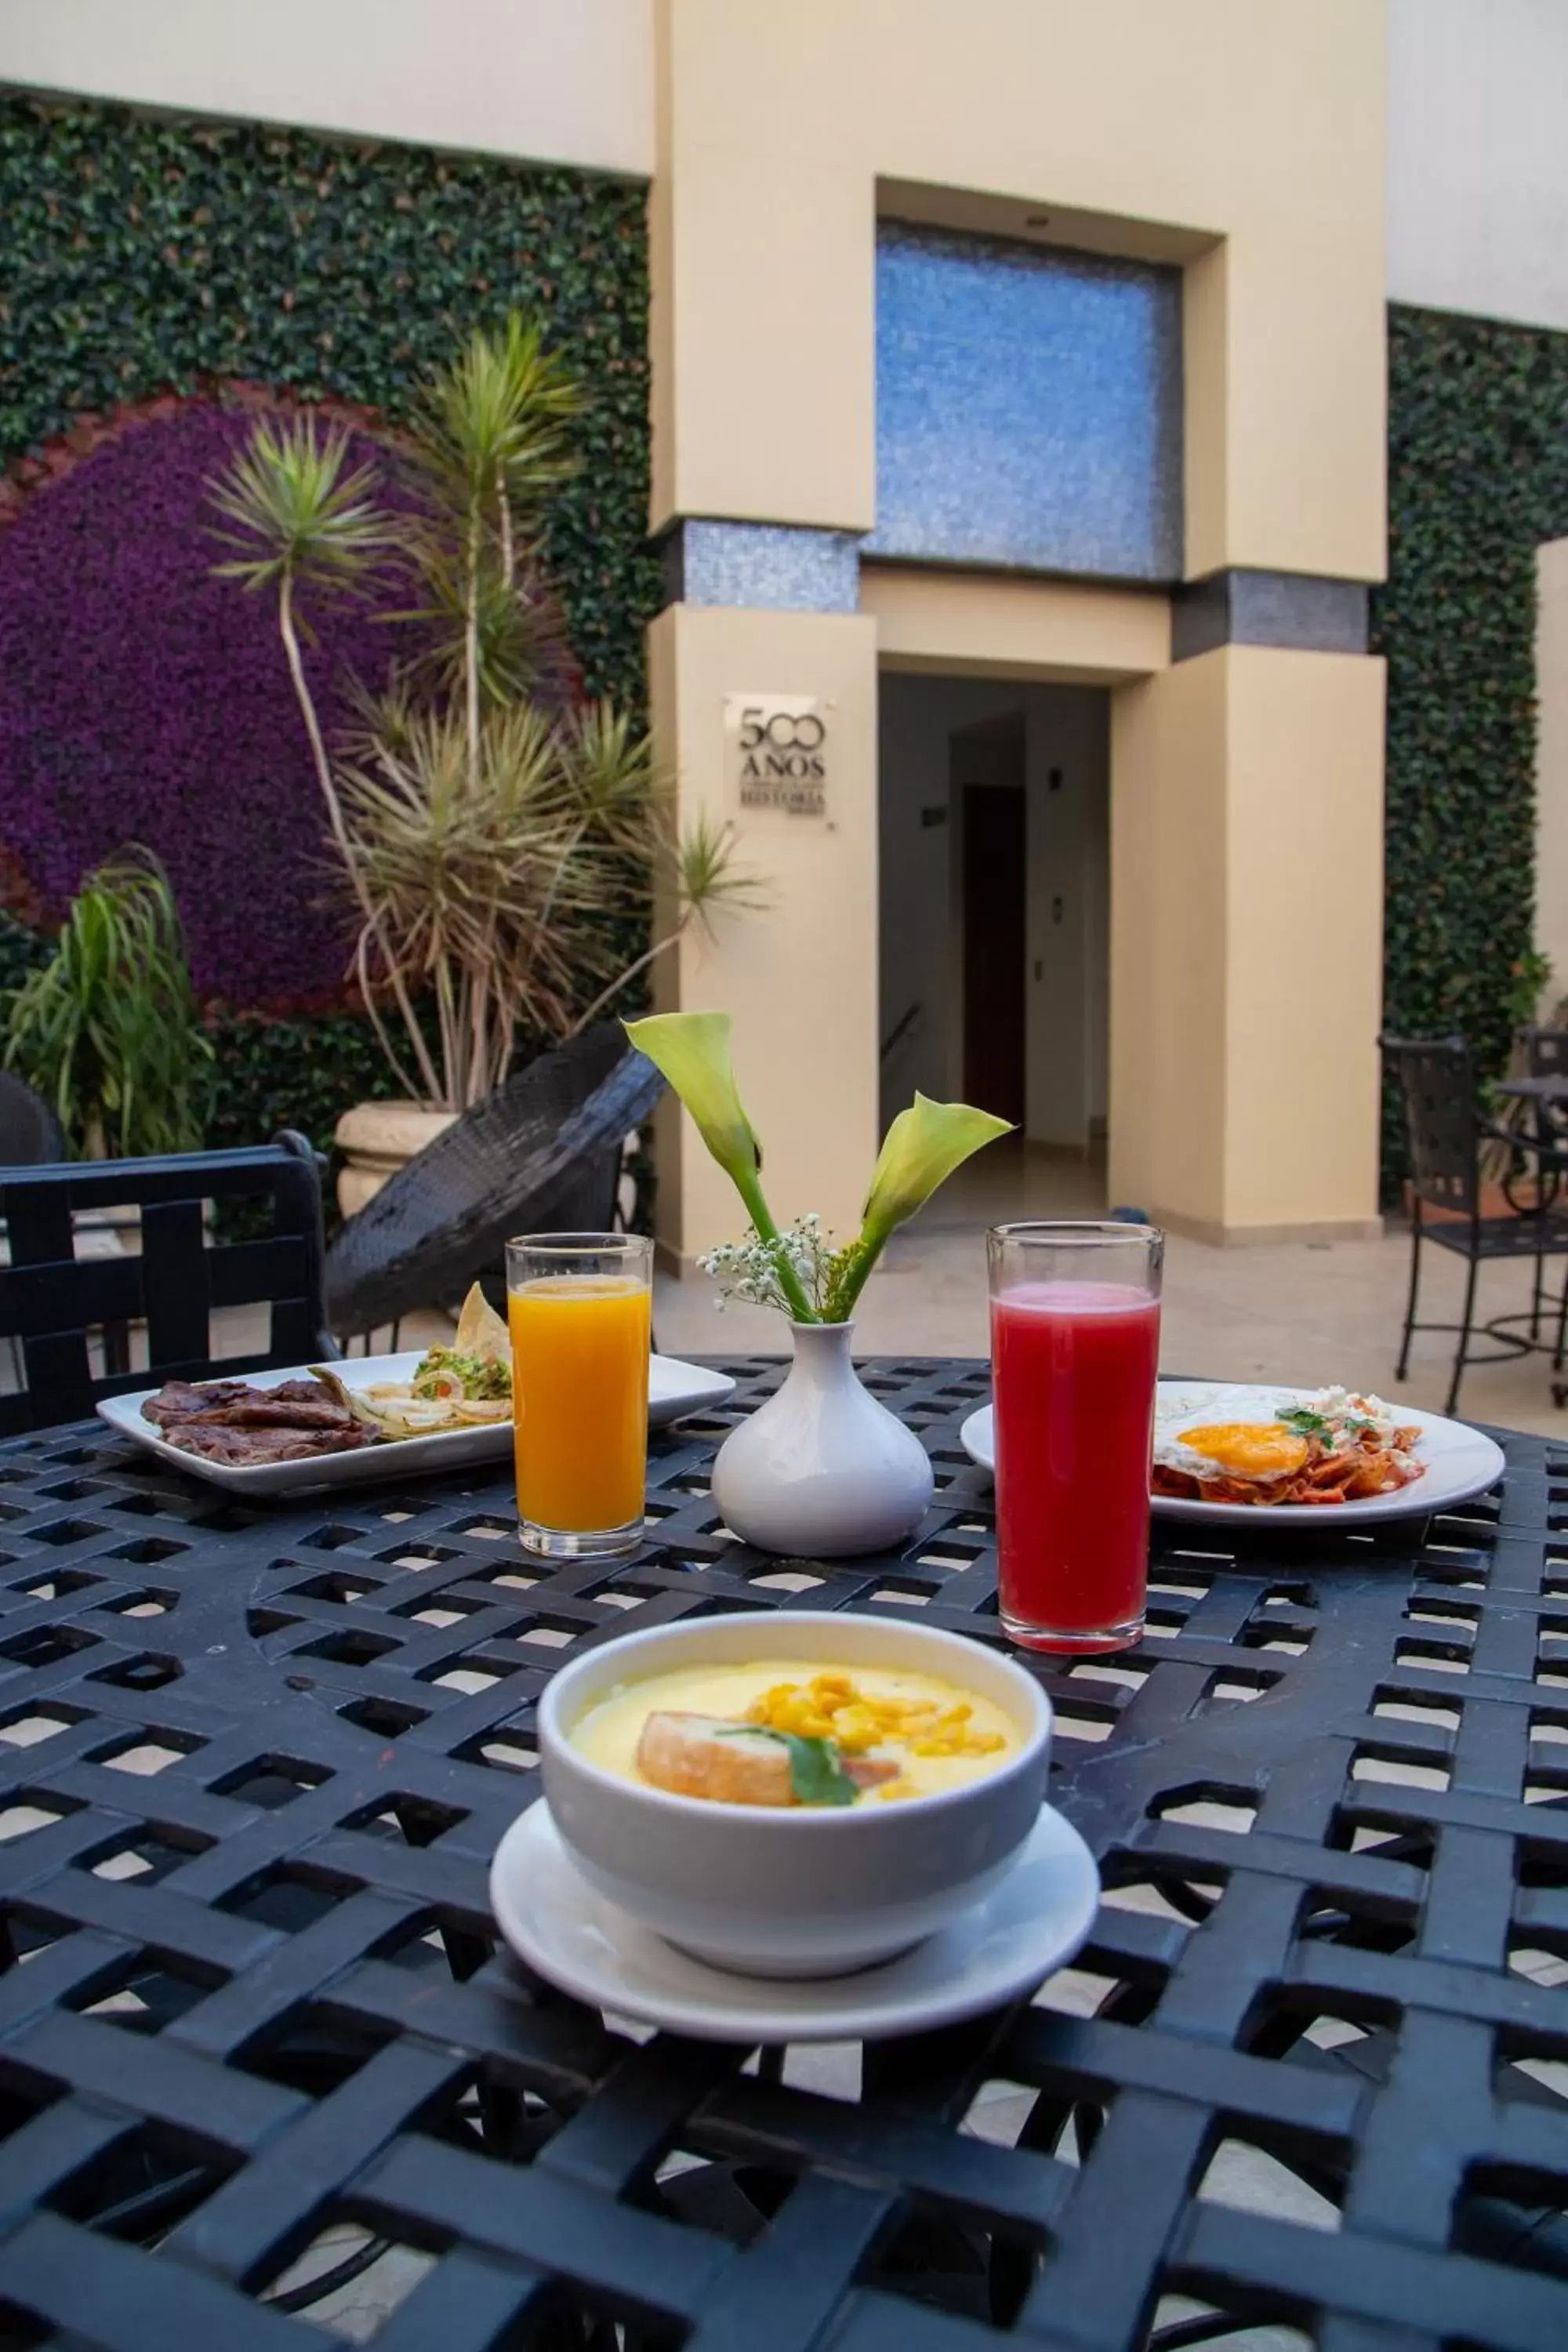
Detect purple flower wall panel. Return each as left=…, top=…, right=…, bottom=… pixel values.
left=0, top=402, right=404, bottom=1005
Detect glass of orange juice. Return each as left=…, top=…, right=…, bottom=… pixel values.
left=506, top=1232, right=653, bottom=1559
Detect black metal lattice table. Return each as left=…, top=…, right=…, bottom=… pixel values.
left=0, top=1356, right=1564, bottom=2351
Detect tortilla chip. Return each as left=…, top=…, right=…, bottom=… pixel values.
left=453, top=1281, right=511, bottom=1366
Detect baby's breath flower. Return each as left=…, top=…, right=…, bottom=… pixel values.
left=698, top=1214, right=844, bottom=1318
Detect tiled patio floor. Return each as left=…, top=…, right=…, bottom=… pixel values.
left=653, top=1142, right=1568, bottom=1439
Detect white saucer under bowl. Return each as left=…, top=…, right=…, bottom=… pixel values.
left=488, top=1798, right=1100, bottom=2044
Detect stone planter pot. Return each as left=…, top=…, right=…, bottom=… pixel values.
left=335, top=1099, right=456, bottom=1218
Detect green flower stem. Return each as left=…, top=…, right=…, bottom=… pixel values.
left=734, top=1170, right=818, bottom=1323
left=823, top=1236, right=875, bottom=1324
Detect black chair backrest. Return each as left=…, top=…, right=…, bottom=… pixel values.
left=1381, top=1036, right=1478, bottom=1218
left=1519, top=1025, right=1568, bottom=1082
left=0, top=1131, right=333, bottom=1436
left=325, top=1026, right=663, bottom=1338
left=0, top=1072, right=64, bottom=1167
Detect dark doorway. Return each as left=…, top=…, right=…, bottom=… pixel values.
left=956, top=714, right=1026, bottom=1125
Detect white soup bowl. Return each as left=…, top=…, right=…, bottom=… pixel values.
left=537, top=1611, right=1051, bottom=1976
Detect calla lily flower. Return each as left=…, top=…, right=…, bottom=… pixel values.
left=625, top=1011, right=815, bottom=1320
left=859, top=1094, right=1014, bottom=1255
left=624, top=1012, right=760, bottom=1192
left=623, top=1014, right=1011, bottom=1323
left=822, top=1094, right=1014, bottom=1319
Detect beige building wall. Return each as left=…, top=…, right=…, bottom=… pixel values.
left=1109, top=658, right=1229, bottom=1233
left=0, top=0, right=655, bottom=176
left=863, top=571, right=1171, bottom=686
left=649, top=0, right=1387, bottom=1260
left=648, top=607, right=880, bottom=1269
left=1110, top=648, right=1385, bottom=1243
left=1388, top=0, right=1568, bottom=335
left=651, top=0, right=1385, bottom=583
left=1220, top=649, right=1386, bottom=1236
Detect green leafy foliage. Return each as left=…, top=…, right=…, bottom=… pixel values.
left=0, top=91, right=658, bottom=710
left=204, top=1005, right=405, bottom=1164
left=0, top=910, right=49, bottom=999
left=2, top=852, right=212, bottom=1156
left=1377, top=306, right=1568, bottom=1182
left=0, top=90, right=660, bottom=1160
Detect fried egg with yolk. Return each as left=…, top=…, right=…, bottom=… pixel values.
left=1152, top=1385, right=1311, bottom=1486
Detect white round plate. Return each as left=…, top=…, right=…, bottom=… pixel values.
left=489, top=1799, right=1100, bottom=2045
left=959, top=1382, right=1505, bottom=1527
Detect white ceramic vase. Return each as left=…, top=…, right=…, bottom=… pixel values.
left=710, top=1320, right=935, bottom=1558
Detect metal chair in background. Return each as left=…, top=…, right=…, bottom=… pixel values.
left=1519, top=1025, right=1568, bottom=1082
left=325, top=1025, right=663, bottom=1345
left=0, top=1132, right=335, bottom=1435
left=1382, top=1035, right=1568, bottom=1414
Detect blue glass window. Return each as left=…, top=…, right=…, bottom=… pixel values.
left=869, top=224, right=1182, bottom=583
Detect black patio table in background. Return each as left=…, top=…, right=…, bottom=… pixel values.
left=1496, top=1074, right=1568, bottom=1214
left=0, top=1356, right=1564, bottom=2350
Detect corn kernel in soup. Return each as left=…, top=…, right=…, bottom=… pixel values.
left=571, top=1661, right=1020, bottom=1807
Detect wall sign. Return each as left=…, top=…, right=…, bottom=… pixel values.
left=724, top=695, right=829, bottom=817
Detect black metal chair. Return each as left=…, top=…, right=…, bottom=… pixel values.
left=0, top=1132, right=335, bottom=1436
left=325, top=1025, right=663, bottom=1342
left=0, top=1071, right=64, bottom=1165
left=1383, top=1035, right=1568, bottom=1414
left=1519, top=1023, right=1568, bottom=1080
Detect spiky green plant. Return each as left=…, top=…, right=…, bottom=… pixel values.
left=209, top=318, right=756, bottom=1112
left=2, top=851, right=212, bottom=1158
left=336, top=700, right=761, bottom=1106
left=399, top=313, right=582, bottom=737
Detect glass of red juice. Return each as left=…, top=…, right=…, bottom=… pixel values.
left=987, top=1221, right=1163, bottom=1653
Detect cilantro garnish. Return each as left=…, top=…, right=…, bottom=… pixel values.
left=1278, top=1406, right=1332, bottom=1439
left=716, top=1726, right=858, bottom=1806
left=1279, top=1404, right=1375, bottom=1442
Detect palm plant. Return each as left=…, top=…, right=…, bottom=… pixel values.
left=209, top=318, right=755, bottom=1112
left=2, top=851, right=212, bottom=1157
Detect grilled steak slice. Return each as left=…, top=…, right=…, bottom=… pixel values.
left=176, top=1396, right=354, bottom=1431
left=142, top=1374, right=368, bottom=1462
left=143, top=1380, right=255, bottom=1428
left=168, top=1423, right=370, bottom=1464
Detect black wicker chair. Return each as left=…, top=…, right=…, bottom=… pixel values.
left=0, top=1072, right=64, bottom=1166
left=1383, top=1035, right=1568, bottom=1414
left=325, top=1025, right=663, bottom=1342
left=0, top=1131, right=335, bottom=1436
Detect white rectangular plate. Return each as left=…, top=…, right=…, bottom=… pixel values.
left=96, top=1351, right=737, bottom=1500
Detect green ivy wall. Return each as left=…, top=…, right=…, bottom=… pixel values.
left=0, top=89, right=659, bottom=1162
left=1377, top=303, right=1568, bottom=1174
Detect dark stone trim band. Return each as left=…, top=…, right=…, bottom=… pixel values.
left=1171, top=569, right=1370, bottom=661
